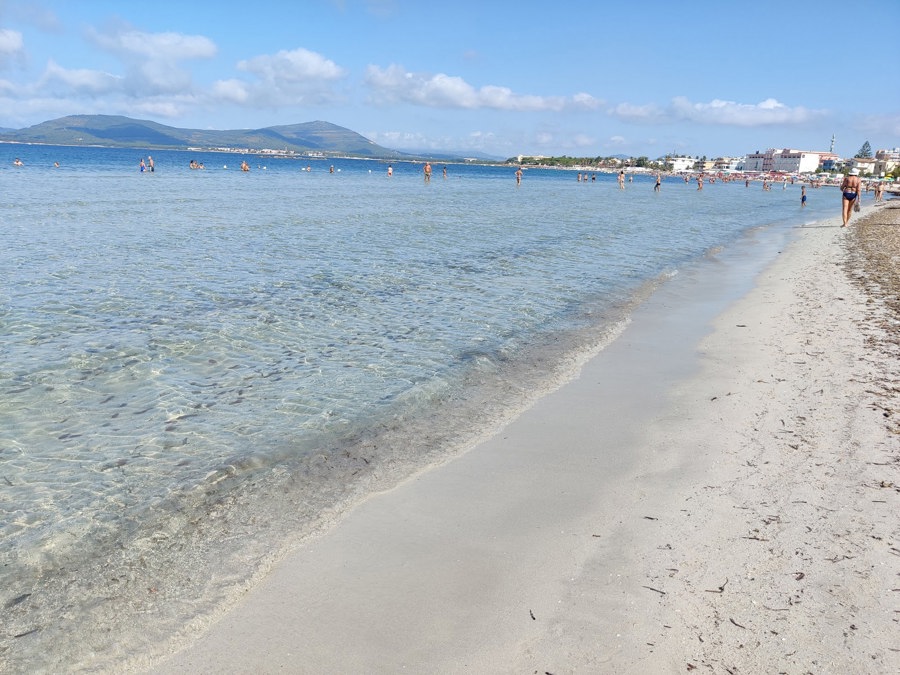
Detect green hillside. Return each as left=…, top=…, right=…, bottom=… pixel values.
left=0, top=115, right=406, bottom=158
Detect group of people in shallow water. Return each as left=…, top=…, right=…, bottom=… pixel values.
left=544, top=165, right=890, bottom=227
left=11, top=153, right=890, bottom=226
left=12, top=157, right=60, bottom=167
left=416, top=161, right=447, bottom=182
left=383, top=161, right=448, bottom=182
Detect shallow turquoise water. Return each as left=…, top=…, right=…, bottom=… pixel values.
left=0, top=145, right=836, bottom=670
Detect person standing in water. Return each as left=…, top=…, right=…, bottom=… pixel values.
left=423, top=162, right=432, bottom=183
left=654, top=172, right=661, bottom=192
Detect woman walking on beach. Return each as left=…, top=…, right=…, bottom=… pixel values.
left=840, top=168, right=861, bottom=226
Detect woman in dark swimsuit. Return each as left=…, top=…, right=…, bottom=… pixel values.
left=840, top=168, right=861, bottom=227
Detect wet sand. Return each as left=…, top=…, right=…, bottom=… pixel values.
left=145, top=203, right=899, bottom=674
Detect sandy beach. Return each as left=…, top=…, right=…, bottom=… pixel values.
left=145, top=203, right=899, bottom=674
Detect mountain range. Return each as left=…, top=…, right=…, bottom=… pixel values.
left=0, top=115, right=415, bottom=159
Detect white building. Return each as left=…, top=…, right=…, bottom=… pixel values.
left=743, top=148, right=824, bottom=173
left=667, top=156, right=697, bottom=172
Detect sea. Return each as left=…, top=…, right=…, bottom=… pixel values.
left=0, top=144, right=836, bottom=672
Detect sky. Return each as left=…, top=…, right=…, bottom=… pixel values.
left=0, top=0, right=897, bottom=160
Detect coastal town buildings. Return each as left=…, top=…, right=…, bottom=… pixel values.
left=848, top=157, right=877, bottom=176
left=872, top=148, right=899, bottom=177
left=742, top=148, right=833, bottom=174
left=713, top=157, right=743, bottom=171
left=842, top=149, right=898, bottom=176
left=660, top=147, right=889, bottom=176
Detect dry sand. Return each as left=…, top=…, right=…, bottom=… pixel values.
left=148, top=204, right=899, bottom=674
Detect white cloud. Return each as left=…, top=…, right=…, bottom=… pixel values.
left=83, top=26, right=216, bottom=96
left=0, top=28, right=26, bottom=69
left=609, top=102, right=666, bottom=123
left=364, top=64, right=601, bottom=112
left=610, top=96, right=823, bottom=127
left=40, top=59, right=121, bottom=94
left=0, top=28, right=25, bottom=56
left=670, top=96, right=820, bottom=126
left=213, top=48, right=347, bottom=107
left=572, top=92, right=603, bottom=110
left=211, top=78, right=251, bottom=104
left=237, top=48, right=345, bottom=82
left=88, top=28, right=217, bottom=61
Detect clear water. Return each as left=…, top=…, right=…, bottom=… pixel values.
left=0, top=145, right=834, bottom=671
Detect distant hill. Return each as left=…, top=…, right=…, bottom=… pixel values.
left=0, top=115, right=411, bottom=159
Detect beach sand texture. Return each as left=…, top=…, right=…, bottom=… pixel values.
left=148, top=205, right=899, bottom=674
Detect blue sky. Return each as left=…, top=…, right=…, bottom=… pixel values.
left=0, top=0, right=897, bottom=159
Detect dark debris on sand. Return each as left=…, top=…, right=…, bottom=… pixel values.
left=844, top=202, right=900, bottom=435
